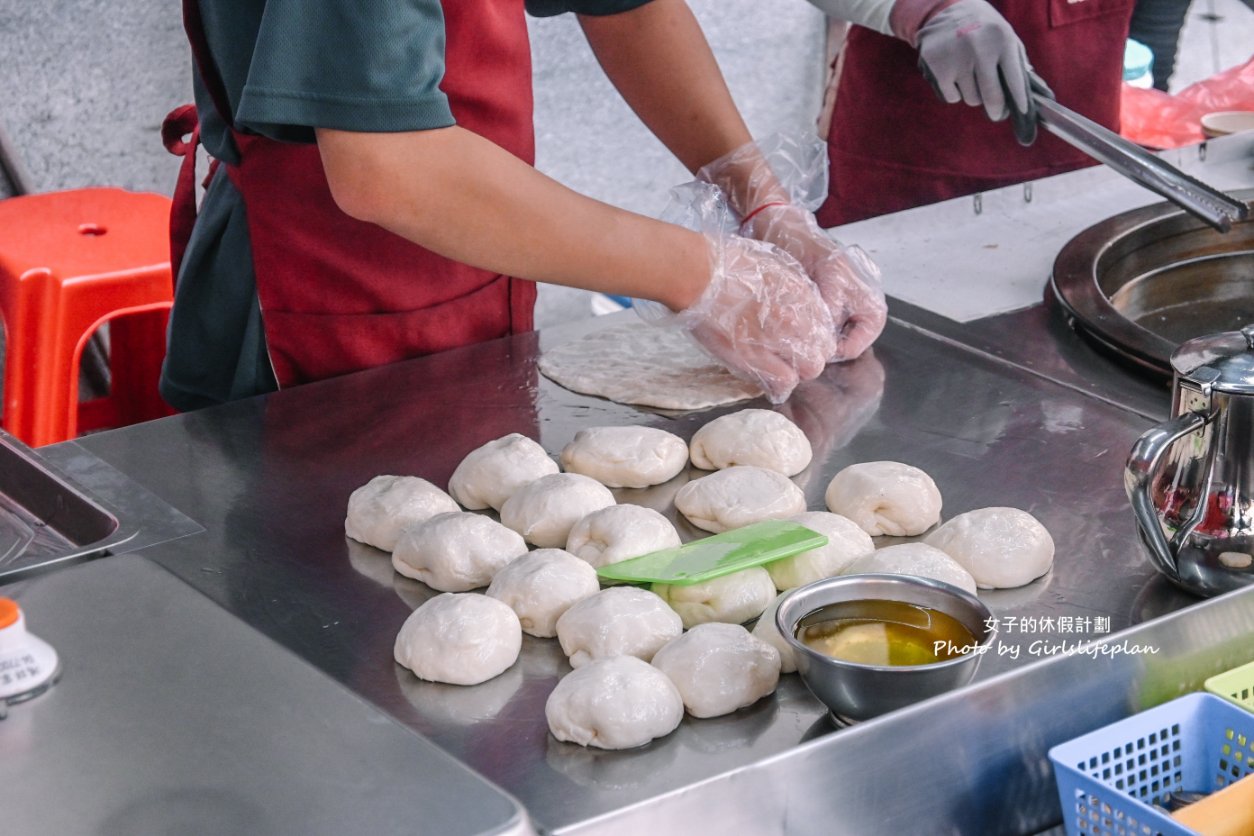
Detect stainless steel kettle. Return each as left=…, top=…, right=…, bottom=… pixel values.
left=1125, top=324, right=1254, bottom=597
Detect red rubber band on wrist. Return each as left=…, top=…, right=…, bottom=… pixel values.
left=738, top=201, right=788, bottom=231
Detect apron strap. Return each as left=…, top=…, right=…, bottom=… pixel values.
left=161, top=103, right=201, bottom=281
left=180, top=0, right=236, bottom=130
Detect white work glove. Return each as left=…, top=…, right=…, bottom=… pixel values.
left=915, top=0, right=1039, bottom=143
left=697, top=134, right=888, bottom=361
left=639, top=183, right=839, bottom=404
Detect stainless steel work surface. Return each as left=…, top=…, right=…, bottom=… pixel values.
left=62, top=314, right=1209, bottom=833
left=0, top=556, right=529, bottom=836
left=0, top=433, right=202, bottom=584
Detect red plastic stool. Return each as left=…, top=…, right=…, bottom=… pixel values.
left=0, top=188, right=176, bottom=447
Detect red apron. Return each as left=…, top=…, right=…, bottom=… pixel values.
left=817, top=0, right=1133, bottom=227
left=167, top=0, right=537, bottom=387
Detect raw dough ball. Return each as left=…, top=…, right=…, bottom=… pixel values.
left=346, top=475, right=460, bottom=552
left=394, top=593, right=522, bottom=686
left=766, top=511, right=875, bottom=591
left=556, top=587, right=683, bottom=668
left=844, top=542, right=978, bottom=596
left=392, top=512, right=528, bottom=592
left=651, top=623, right=781, bottom=718
left=559, top=426, right=689, bottom=489
left=546, top=656, right=684, bottom=749
left=924, top=507, right=1055, bottom=589
left=447, top=434, right=559, bottom=512
left=500, top=473, right=616, bottom=548
left=689, top=409, right=812, bottom=476
left=486, top=549, right=601, bottom=638
left=824, top=461, right=943, bottom=537
left=566, top=504, right=682, bottom=568
left=653, top=568, right=777, bottom=629
left=675, top=466, right=806, bottom=534
left=751, top=592, right=798, bottom=674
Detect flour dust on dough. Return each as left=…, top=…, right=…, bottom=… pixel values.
left=538, top=322, right=762, bottom=410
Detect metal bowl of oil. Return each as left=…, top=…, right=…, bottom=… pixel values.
left=775, top=574, right=996, bottom=724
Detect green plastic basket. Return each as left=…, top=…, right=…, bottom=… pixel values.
left=1206, top=659, right=1254, bottom=713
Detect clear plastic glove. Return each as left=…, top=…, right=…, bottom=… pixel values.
left=915, top=0, right=1036, bottom=138
left=638, top=183, right=839, bottom=404
left=740, top=202, right=886, bottom=361
left=697, top=134, right=888, bottom=360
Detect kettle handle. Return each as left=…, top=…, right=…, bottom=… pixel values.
left=1124, top=411, right=1210, bottom=579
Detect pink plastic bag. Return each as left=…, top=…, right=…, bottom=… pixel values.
left=1120, top=57, right=1254, bottom=149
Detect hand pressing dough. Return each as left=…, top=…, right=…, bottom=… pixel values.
left=844, top=542, right=977, bottom=596
left=447, top=434, right=559, bottom=512
left=500, top=473, right=616, bottom=548
left=751, top=592, right=798, bottom=674
left=546, top=656, right=684, bottom=749
left=653, top=568, right=777, bottom=629
left=559, top=426, right=688, bottom=489
left=924, top=507, right=1055, bottom=589
left=651, top=623, right=781, bottom=718
left=675, top=466, right=806, bottom=534
left=689, top=409, right=812, bottom=476
left=766, top=511, right=875, bottom=591
left=556, top=587, right=683, bottom=668
left=392, top=512, right=528, bottom=592
left=394, top=593, right=522, bottom=686
left=346, top=475, right=460, bottom=552
left=824, top=461, right=942, bottom=537
left=566, top=504, right=681, bottom=568
left=486, top=549, right=601, bottom=638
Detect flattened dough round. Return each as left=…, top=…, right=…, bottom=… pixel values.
left=486, top=549, right=601, bottom=637
left=546, top=656, right=684, bottom=749
left=559, top=426, right=688, bottom=489
left=346, top=475, right=460, bottom=552
left=675, top=466, right=806, bottom=534
left=689, top=409, right=812, bottom=476
left=653, top=568, right=777, bottom=629
left=539, top=322, right=761, bottom=410
left=566, top=504, right=681, bottom=568
left=394, top=593, right=522, bottom=686
left=556, top=587, right=683, bottom=668
left=924, top=507, right=1055, bottom=589
left=824, top=461, right=942, bottom=537
left=844, top=542, right=977, bottom=596
left=500, top=473, right=616, bottom=548
left=751, top=592, right=798, bottom=674
left=392, top=511, right=529, bottom=592
left=766, top=511, right=875, bottom=591
left=651, top=623, right=781, bottom=718
left=447, top=434, right=559, bottom=512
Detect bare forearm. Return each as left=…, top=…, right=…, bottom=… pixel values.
left=317, top=125, right=707, bottom=311
left=578, top=0, right=751, bottom=177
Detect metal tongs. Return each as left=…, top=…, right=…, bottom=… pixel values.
left=1023, top=76, right=1249, bottom=232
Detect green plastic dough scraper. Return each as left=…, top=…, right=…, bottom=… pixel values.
left=595, top=520, right=827, bottom=586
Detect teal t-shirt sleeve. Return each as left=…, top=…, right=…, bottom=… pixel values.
left=526, top=0, right=656, bottom=17
left=234, top=0, right=455, bottom=138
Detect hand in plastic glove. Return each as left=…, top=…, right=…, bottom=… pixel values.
left=914, top=0, right=1038, bottom=143
left=641, top=233, right=838, bottom=404
left=696, top=134, right=888, bottom=361
left=740, top=202, right=887, bottom=361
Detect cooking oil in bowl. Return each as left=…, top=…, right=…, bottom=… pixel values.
left=797, top=599, right=977, bottom=666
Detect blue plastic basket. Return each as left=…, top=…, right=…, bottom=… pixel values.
left=1049, top=693, right=1254, bottom=836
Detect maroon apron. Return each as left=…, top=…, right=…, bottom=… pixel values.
left=166, top=0, right=537, bottom=387
left=817, top=0, right=1134, bottom=227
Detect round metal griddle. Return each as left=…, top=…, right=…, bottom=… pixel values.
left=1051, top=188, right=1254, bottom=378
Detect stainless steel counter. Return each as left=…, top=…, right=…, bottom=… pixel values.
left=1, top=556, right=529, bottom=836
left=41, top=308, right=1251, bottom=834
